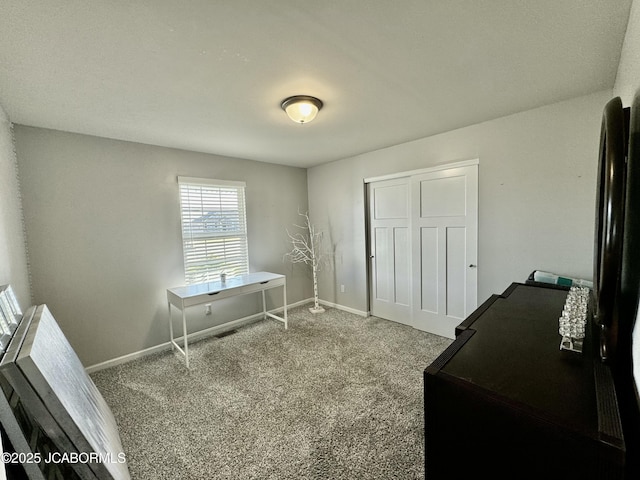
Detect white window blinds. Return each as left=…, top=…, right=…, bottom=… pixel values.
left=178, top=177, right=249, bottom=285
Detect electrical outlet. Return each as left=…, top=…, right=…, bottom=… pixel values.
left=340, top=284, right=345, bottom=293
left=205, top=304, right=212, bottom=315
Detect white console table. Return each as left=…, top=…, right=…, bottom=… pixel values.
left=167, top=272, right=287, bottom=367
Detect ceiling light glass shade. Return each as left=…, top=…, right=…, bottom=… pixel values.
left=281, top=95, right=323, bottom=124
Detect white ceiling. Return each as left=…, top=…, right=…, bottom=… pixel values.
left=0, top=1, right=633, bottom=168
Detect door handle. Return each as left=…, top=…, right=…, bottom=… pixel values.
left=469, top=264, right=477, bottom=268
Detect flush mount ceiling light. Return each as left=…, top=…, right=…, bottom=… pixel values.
left=280, top=95, right=323, bottom=124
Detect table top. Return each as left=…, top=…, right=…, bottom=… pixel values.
left=167, top=271, right=284, bottom=300
left=439, top=282, right=600, bottom=434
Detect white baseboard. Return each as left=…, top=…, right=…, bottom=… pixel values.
left=85, top=298, right=366, bottom=374
left=300, top=297, right=369, bottom=317
left=318, top=299, right=369, bottom=317
left=85, top=299, right=311, bottom=374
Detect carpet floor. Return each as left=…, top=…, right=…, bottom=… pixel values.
left=90, top=305, right=452, bottom=480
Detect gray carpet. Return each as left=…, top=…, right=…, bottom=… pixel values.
left=91, top=305, right=452, bottom=480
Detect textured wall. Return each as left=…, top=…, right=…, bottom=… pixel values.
left=307, top=90, right=611, bottom=313
left=14, top=126, right=311, bottom=367
left=0, top=104, right=30, bottom=310
left=614, top=0, right=640, bottom=106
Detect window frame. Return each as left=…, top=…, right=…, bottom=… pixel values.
left=177, top=176, right=249, bottom=285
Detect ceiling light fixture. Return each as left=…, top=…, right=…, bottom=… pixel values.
left=280, top=95, right=323, bottom=124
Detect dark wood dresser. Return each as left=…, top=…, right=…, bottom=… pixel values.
left=424, top=282, right=626, bottom=479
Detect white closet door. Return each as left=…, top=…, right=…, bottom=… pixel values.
left=411, top=165, right=478, bottom=338
left=368, top=177, right=412, bottom=325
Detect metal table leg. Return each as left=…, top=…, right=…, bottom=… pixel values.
left=182, top=308, right=189, bottom=368
left=168, top=301, right=174, bottom=351
left=283, top=280, right=288, bottom=329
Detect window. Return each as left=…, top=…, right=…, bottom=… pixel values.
left=178, top=177, right=249, bottom=284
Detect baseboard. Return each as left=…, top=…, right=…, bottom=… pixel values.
left=85, top=299, right=311, bottom=374
left=286, top=298, right=368, bottom=317
left=318, top=299, right=369, bottom=317
left=85, top=298, right=364, bottom=374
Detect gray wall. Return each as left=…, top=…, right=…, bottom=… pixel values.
left=0, top=105, right=30, bottom=309
left=307, top=90, right=612, bottom=313
left=14, top=126, right=311, bottom=367
left=614, top=0, right=640, bottom=106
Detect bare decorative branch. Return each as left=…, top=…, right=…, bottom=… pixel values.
left=284, top=210, right=325, bottom=313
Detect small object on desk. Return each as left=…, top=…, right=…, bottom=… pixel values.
left=560, top=336, right=584, bottom=353
left=220, top=272, right=226, bottom=284
left=559, top=285, right=590, bottom=353
left=529, top=270, right=594, bottom=289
